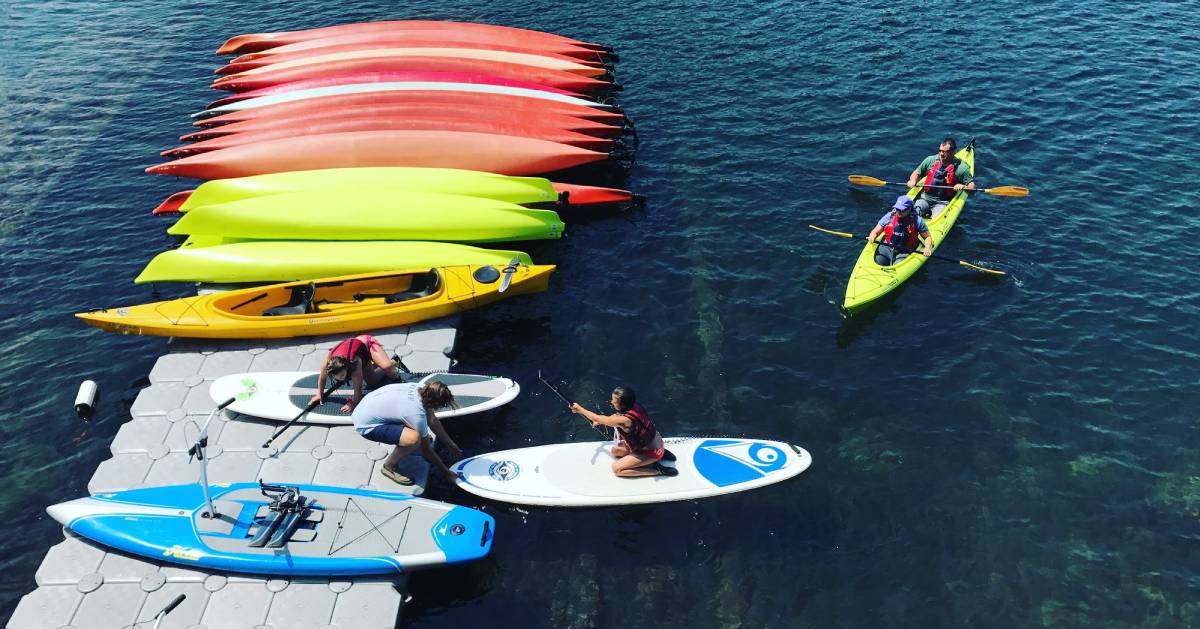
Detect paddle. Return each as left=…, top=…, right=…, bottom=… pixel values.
left=498, top=257, right=522, bottom=293
left=538, top=371, right=608, bottom=436
left=808, top=224, right=1007, bottom=275
left=847, top=175, right=1029, bottom=197
left=261, top=377, right=347, bottom=448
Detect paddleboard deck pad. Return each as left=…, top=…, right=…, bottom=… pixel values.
left=210, top=371, right=520, bottom=424
left=453, top=437, right=811, bottom=506
left=46, top=482, right=493, bottom=576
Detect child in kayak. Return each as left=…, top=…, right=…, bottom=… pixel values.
left=310, top=334, right=402, bottom=413
left=571, top=386, right=677, bottom=478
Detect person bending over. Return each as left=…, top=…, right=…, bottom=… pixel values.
left=352, top=382, right=462, bottom=486
left=310, top=334, right=402, bottom=413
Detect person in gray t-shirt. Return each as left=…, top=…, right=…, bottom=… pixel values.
left=351, top=382, right=462, bottom=486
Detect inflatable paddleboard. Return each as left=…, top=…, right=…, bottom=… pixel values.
left=47, top=482, right=494, bottom=576
left=453, top=437, right=811, bottom=507
left=210, top=371, right=520, bottom=424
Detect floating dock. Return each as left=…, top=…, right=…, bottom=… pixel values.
left=9, top=319, right=459, bottom=629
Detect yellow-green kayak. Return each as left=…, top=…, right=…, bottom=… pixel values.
left=154, top=167, right=560, bottom=214
left=843, top=141, right=976, bottom=313
left=135, top=238, right=533, bottom=284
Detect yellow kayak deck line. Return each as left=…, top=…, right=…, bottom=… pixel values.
left=843, top=142, right=976, bottom=314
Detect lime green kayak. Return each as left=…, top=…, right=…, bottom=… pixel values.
left=843, top=141, right=976, bottom=313
left=135, top=238, right=533, bottom=284
left=166, top=191, right=564, bottom=243
left=160, top=167, right=560, bottom=213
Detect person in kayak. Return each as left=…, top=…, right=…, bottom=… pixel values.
left=310, top=334, right=402, bottom=413
left=868, top=196, right=933, bottom=266
left=352, top=381, right=462, bottom=486
left=906, top=137, right=976, bottom=218
left=570, top=386, right=678, bottom=478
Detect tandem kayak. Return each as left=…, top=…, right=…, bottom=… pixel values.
left=134, top=239, right=533, bottom=284
left=166, top=191, right=565, bottom=243
left=843, top=140, right=977, bottom=314
left=81, top=264, right=556, bottom=339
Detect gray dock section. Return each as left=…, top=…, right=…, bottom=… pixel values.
left=10, top=319, right=459, bottom=629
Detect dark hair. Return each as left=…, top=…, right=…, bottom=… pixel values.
left=612, top=386, right=637, bottom=412
left=940, top=137, right=957, bottom=151
left=325, top=356, right=353, bottom=380
left=420, top=381, right=458, bottom=410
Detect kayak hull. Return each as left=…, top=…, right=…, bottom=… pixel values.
left=135, top=239, right=533, bottom=284
left=219, top=47, right=606, bottom=79
left=227, top=39, right=607, bottom=72
left=218, top=21, right=606, bottom=55
left=146, top=130, right=610, bottom=179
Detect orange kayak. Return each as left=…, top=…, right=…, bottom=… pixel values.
left=212, top=56, right=611, bottom=94
left=219, top=47, right=607, bottom=78
left=194, top=91, right=625, bottom=127
left=217, top=21, right=609, bottom=56
left=146, top=130, right=610, bottom=179
left=224, top=39, right=607, bottom=74
left=181, top=104, right=619, bottom=141
left=163, top=117, right=613, bottom=156
left=226, top=31, right=611, bottom=62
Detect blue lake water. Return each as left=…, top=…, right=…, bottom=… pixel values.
left=2, top=0, right=1199, bottom=626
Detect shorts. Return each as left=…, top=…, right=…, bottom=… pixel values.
left=363, top=423, right=406, bottom=445
left=355, top=334, right=384, bottom=354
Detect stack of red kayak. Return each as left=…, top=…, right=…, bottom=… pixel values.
left=149, top=20, right=636, bottom=179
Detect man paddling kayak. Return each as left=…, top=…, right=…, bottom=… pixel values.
left=867, top=196, right=933, bottom=266
left=906, top=137, right=976, bottom=218
left=352, top=382, right=463, bottom=486
left=570, top=386, right=677, bottom=478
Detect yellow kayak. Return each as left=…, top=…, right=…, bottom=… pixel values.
left=843, top=141, right=976, bottom=314
left=78, top=263, right=554, bottom=339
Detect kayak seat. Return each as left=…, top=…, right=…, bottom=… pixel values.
left=385, top=270, right=440, bottom=304
left=263, top=283, right=315, bottom=316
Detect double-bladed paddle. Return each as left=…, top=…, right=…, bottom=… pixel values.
left=847, top=175, right=1029, bottom=197
left=808, top=224, right=1007, bottom=275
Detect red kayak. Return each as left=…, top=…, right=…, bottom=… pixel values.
left=154, top=182, right=634, bottom=215
left=212, top=56, right=611, bottom=94
left=163, top=117, right=614, bottom=156
left=207, top=71, right=580, bottom=109
left=223, top=40, right=607, bottom=74
left=217, top=21, right=609, bottom=56
left=195, top=91, right=625, bottom=127
left=226, top=31, right=611, bottom=62
left=182, top=105, right=620, bottom=141
left=146, top=130, right=610, bottom=179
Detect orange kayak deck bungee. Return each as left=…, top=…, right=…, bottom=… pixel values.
left=217, top=21, right=611, bottom=56
left=81, top=264, right=556, bottom=339
left=146, top=130, right=611, bottom=179
left=211, top=56, right=612, bottom=94
left=163, top=117, right=613, bottom=156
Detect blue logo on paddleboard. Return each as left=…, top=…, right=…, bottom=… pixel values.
left=488, top=460, right=520, bottom=481
left=694, top=440, right=788, bottom=487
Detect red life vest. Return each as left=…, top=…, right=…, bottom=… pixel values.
left=618, top=404, right=657, bottom=451
left=883, top=212, right=920, bottom=250
left=329, top=337, right=370, bottom=367
left=923, top=159, right=959, bottom=200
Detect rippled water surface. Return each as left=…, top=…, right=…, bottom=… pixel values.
left=3, top=1, right=1200, bottom=626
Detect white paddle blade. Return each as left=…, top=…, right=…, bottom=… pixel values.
left=499, top=257, right=521, bottom=293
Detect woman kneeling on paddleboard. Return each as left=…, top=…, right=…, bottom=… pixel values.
left=310, top=334, right=401, bottom=413
left=571, top=386, right=677, bottom=478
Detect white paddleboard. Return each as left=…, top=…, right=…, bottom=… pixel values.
left=452, top=437, right=811, bottom=506
left=210, top=371, right=520, bottom=424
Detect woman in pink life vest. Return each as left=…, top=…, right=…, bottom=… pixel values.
left=905, top=137, right=976, bottom=218
left=867, top=195, right=933, bottom=266
left=570, top=386, right=677, bottom=478
left=309, top=334, right=401, bottom=413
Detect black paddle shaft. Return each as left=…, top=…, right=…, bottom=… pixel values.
left=537, top=370, right=573, bottom=407
left=261, top=377, right=346, bottom=448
